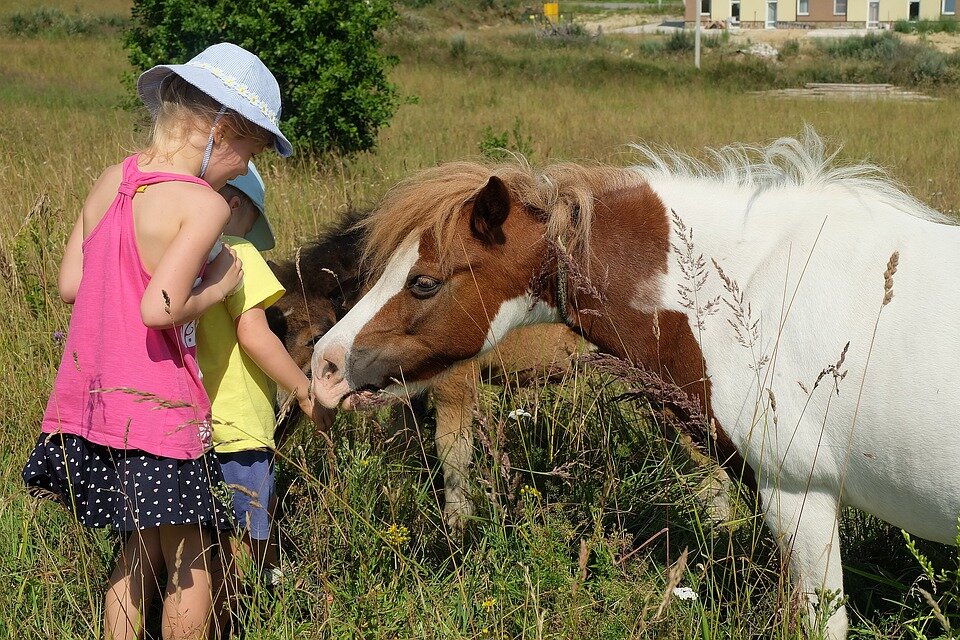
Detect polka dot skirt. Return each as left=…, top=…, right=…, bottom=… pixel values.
left=23, top=433, right=232, bottom=532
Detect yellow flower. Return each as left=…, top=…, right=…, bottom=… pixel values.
left=520, top=485, right=542, bottom=500
left=383, top=523, right=410, bottom=546
left=480, top=597, right=496, bottom=611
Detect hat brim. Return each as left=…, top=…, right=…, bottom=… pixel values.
left=138, top=64, right=293, bottom=157
left=246, top=212, right=276, bottom=251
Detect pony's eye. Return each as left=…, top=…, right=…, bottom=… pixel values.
left=408, top=275, right=442, bottom=299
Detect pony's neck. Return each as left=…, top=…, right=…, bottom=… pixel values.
left=541, top=180, right=752, bottom=476
left=547, top=183, right=712, bottom=403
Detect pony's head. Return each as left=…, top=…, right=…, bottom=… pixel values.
left=266, top=213, right=367, bottom=370
left=310, top=160, right=643, bottom=409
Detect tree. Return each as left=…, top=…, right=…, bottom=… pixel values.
left=124, top=0, right=399, bottom=156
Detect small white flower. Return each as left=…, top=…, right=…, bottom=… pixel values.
left=508, top=408, right=532, bottom=420
left=673, top=586, right=698, bottom=601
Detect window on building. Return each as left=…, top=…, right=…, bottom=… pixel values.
left=944, top=0, right=956, bottom=14
left=701, top=0, right=711, bottom=15
left=834, top=0, right=847, bottom=14
left=798, top=0, right=809, bottom=14
left=909, top=0, right=920, bottom=19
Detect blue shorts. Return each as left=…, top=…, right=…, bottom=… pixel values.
left=218, top=450, right=274, bottom=541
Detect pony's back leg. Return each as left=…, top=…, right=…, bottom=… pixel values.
left=761, top=486, right=848, bottom=639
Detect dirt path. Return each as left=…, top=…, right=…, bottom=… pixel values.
left=579, top=9, right=960, bottom=52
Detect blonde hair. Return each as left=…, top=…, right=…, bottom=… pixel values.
left=361, top=160, right=643, bottom=277
left=143, top=75, right=274, bottom=158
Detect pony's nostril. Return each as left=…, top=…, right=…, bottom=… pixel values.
left=316, top=343, right=347, bottom=386
left=323, top=359, right=339, bottom=379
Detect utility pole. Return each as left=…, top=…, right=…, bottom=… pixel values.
left=694, top=0, right=701, bottom=69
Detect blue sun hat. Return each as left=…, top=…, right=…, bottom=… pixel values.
left=227, top=161, right=275, bottom=251
left=137, top=42, right=293, bottom=158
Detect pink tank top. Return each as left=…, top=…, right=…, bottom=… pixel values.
left=41, top=155, right=213, bottom=460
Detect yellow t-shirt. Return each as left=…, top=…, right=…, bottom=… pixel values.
left=197, top=236, right=285, bottom=453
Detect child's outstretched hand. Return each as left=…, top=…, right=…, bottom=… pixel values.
left=299, top=394, right=336, bottom=434
left=205, top=245, right=244, bottom=298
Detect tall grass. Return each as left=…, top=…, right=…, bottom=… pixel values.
left=2, top=6, right=960, bottom=638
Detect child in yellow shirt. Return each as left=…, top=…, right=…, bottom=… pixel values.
left=198, top=162, right=318, bottom=605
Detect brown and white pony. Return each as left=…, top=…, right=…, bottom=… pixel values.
left=310, top=131, right=960, bottom=638
left=265, top=216, right=586, bottom=528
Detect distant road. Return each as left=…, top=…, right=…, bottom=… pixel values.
left=566, top=2, right=668, bottom=8
left=563, top=1, right=656, bottom=10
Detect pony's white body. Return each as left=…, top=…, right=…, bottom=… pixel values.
left=641, top=152, right=960, bottom=636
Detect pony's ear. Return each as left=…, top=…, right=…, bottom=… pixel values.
left=470, top=176, right=511, bottom=245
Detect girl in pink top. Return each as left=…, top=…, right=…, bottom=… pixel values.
left=22, top=43, right=293, bottom=640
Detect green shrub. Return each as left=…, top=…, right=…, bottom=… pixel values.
left=779, top=38, right=801, bottom=60
left=4, top=6, right=125, bottom=37
left=534, top=20, right=594, bottom=45
left=124, top=0, right=401, bottom=156
left=478, top=118, right=534, bottom=161
left=449, top=32, right=467, bottom=58
left=895, top=17, right=958, bottom=34
left=816, top=31, right=901, bottom=61
left=894, top=19, right=913, bottom=33
left=665, top=29, right=694, bottom=52
left=663, top=30, right=724, bottom=54
left=909, top=47, right=952, bottom=84
left=638, top=38, right=665, bottom=56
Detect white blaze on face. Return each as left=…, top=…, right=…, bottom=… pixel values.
left=482, top=294, right=559, bottom=353
left=310, top=237, right=420, bottom=402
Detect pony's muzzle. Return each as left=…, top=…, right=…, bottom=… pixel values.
left=311, top=342, right=351, bottom=409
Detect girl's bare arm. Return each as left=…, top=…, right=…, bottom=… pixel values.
left=140, top=189, right=241, bottom=328
left=58, top=215, right=83, bottom=304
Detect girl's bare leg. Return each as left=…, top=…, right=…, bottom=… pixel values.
left=104, top=527, right=163, bottom=640
left=159, top=524, right=214, bottom=640
left=211, top=532, right=239, bottom=639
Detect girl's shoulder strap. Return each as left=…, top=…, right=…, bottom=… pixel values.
left=118, top=154, right=211, bottom=196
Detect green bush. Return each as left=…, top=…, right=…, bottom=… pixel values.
left=894, top=17, right=958, bottom=33
left=4, top=7, right=126, bottom=37
left=909, top=47, right=953, bottom=84
left=815, top=31, right=901, bottom=61
left=779, top=38, right=801, bottom=60
left=478, top=118, right=534, bottom=161
left=449, top=32, right=467, bottom=58
left=893, top=19, right=915, bottom=33
left=124, top=0, right=401, bottom=156
left=664, top=29, right=694, bottom=52
left=638, top=38, right=665, bottom=55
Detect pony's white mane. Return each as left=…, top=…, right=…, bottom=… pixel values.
left=630, top=127, right=952, bottom=224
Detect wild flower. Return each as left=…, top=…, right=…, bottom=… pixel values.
left=383, top=523, right=410, bottom=546
left=508, top=408, right=531, bottom=420
left=480, top=596, right=496, bottom=611
left=52, top=330, right=65, bottom=344
left=672, top=210, right=719, bottom=331
left=673, top=586, right=698, bottom=600
left=713, top=258, right=768, bottom=370
left=519, top=485, right=542, bottom=500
